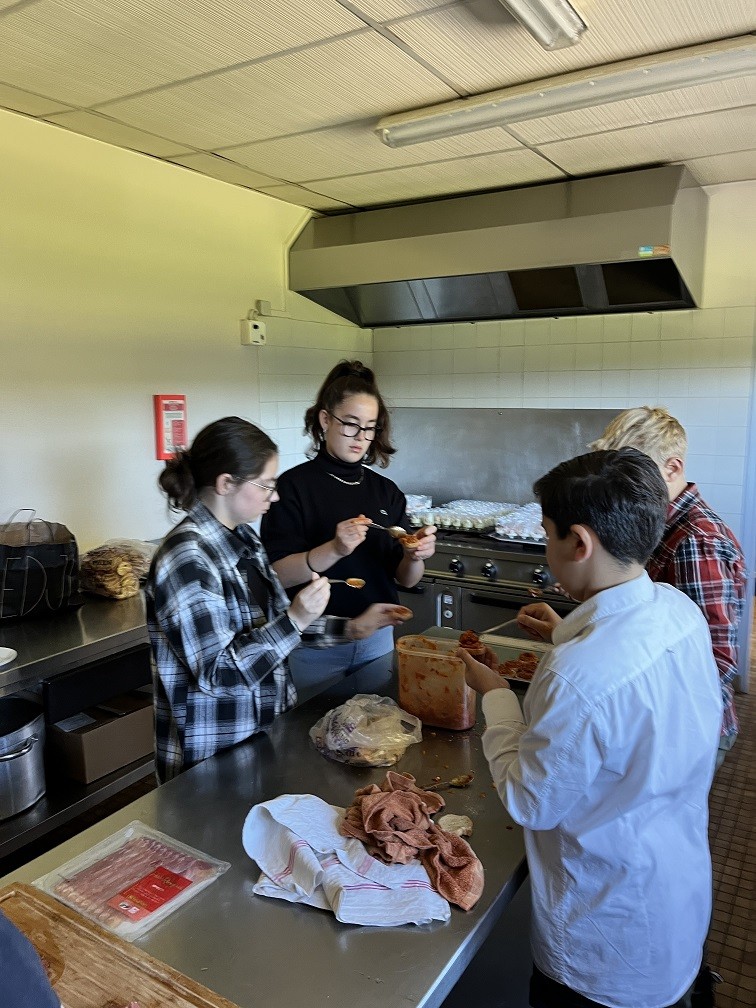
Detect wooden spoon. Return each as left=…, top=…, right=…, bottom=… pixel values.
left=328, top=577, right=366, bottom=588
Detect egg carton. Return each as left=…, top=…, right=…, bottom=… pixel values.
left=413, top=500, right=518, bottom=530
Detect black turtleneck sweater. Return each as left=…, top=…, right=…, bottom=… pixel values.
left=260, top=447, right=407, bottom=618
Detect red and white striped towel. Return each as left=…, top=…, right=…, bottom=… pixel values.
left=242, top=794, right=450, bottom=926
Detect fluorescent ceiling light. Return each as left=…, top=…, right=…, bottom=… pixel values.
left=376, top=36, right=756, bottom=148
left=499, top=0, right=587, bottom=51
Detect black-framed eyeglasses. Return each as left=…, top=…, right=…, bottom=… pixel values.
left=241, top=478, right=278, bottom=499
left=327, top=411, right=382, bottom=441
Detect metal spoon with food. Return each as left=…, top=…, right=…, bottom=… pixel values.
left=366, top=521, right=408, bottom=539
left=327, top=577, right=366, bottom=588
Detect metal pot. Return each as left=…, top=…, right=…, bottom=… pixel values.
left=0, top=697, right=46, bottom=820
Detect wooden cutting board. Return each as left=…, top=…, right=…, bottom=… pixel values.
left=0, top=882, right=241, bottom=1008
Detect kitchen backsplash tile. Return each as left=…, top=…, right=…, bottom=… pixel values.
left=499, top=346, right=525, bottom=373
left=630, top=313, right=661, bottom=341
left=523, top=372, right=549, bottom=398
left=472, top=320, right=501, bottom=347
left=690, top=307, right=724, bottom=341
left=576, top=343, right=603, bottom=370
left=721, top=337, right=755, bottom=366
left=600, top=370, right=631, bottom=397
left=659, top=369, right=691, bottom=394
left=724, top=306, right=756, bottom=339
left=660, top=312, right=692, bottom=340
left=499, top=321, right=525, bottom=346
left=627, top=369, right=660, bottom=398
left=602, top=342, right=632, bottom=370
left=630, top=341, right=661, bottom=371
left=602, top=315, right=633, bottom=343
left=574, top=316, right=604, bottom=343
left=549, top=316, right=578, bottom=345
left=524, top=345, right=547, bottom=371
left=260, top=305, right=752, bottom=540
left=547, top=344, right=576, bottom=372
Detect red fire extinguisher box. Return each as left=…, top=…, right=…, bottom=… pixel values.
left=153, top=395, right=187, bottom=460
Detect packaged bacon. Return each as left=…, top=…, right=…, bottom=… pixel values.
left=33, top=821, right=229, bottom=940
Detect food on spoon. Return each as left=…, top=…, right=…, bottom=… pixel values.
left=394, top=606, right=413, bottom=620
left=345, top=578, right=366, bottom=588
left=458, top=629, right=486, bottom=660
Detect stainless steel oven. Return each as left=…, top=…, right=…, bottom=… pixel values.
left=395, top=530, right=576, bottom=638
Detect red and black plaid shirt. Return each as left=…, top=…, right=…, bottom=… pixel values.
left=648, top=484, right=746, bottom=741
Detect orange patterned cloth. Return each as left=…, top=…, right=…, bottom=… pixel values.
left=339, top=771, right=484, bottom=911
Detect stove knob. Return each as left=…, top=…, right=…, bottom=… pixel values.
left=532, top=566, right=552, bottom=587
left=481, top=561, right=497, bottom=581
left=449, top=558, right=464, bottom=575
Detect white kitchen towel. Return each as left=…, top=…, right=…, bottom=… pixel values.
left=242, top=794, right=450, bottom=926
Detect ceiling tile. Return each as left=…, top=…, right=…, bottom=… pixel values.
left=346, top=1, right=455, bottom=19
left=101, top=32, right=457, bottom=149
left=43, top=109, right=191, bottom=156
left=538, top=107, right=756, bottom=176
left=683, top=149, right=756, bottom=186
left=0, top=0, right=366, bottom=106
left=389, top=0, right=756, bottom=95
left=305, top=147, right=565, bottom=206
left=0, top=0, right=753, bottom=210
left=0, top=81, right=72, bottom=116
left=221, top=121, right=521, bottom=183
left=256, top=182, right=356, bottom=211
left=509, top=79, right=756, bottom=144
left=169, top=153, right=281, bottom=188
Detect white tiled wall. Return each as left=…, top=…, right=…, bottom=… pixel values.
left=373, top=306, right=756, bottom=539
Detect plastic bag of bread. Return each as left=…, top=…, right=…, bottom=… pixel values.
left=310, top=694, right=423, bottom=767
left=79, top=539, right=155, bottom=600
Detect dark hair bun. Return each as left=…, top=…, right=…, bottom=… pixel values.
left=330, top=359, right=375, bottom=387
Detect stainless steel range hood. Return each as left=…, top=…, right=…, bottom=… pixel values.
left=289, top=166, right=707, bottom=327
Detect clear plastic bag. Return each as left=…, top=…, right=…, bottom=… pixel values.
left=34, top=820, right=229, bottom=940
left=79, top=538, right=156, bottom=599
left=309, top=694, right=423, bottom=767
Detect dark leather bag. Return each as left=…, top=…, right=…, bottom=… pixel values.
left=0, top=510, right=81, bottom=623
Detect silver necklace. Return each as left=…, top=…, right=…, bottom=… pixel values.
left=328, top=470, right=364, bottom=486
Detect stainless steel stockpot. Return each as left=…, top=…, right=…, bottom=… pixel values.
left=0, top=697, right=46, bottom=820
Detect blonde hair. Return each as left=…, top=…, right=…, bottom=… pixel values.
left=590, top=407, right=687, bottom=468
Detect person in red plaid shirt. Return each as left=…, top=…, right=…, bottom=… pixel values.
left=592, top=406, right=746, bottom=767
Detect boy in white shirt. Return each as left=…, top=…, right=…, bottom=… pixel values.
left=459, top=448, right=722, bottom=1008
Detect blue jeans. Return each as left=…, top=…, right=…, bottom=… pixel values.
left=289, top=625, right=395, bottom=703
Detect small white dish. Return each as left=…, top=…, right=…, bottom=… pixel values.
left=0, top=647, right=18, bottom=668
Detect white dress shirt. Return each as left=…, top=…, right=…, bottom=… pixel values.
left=481, top=573, right=722, bottom=1008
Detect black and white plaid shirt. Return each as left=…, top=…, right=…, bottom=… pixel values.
left=146, top=501, right=350, bottom=781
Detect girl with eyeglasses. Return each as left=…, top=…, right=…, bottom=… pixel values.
left=261, top=361, right=436, bottom=694
left=146, top=416, right=404, bottom=781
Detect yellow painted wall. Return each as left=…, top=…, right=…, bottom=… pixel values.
left=0, top=108, right=365, bottom=548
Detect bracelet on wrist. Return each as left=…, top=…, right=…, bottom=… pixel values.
left=305, top=550, right=319, bottom=573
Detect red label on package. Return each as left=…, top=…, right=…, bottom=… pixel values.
left=107, top=866, right=192, bottom=921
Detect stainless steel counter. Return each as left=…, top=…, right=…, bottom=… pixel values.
left=0, top=594, right=154, bottom=859
left=0, top=594, right=149, bottom=698
left=4, top=662, right=527, bottom=1008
